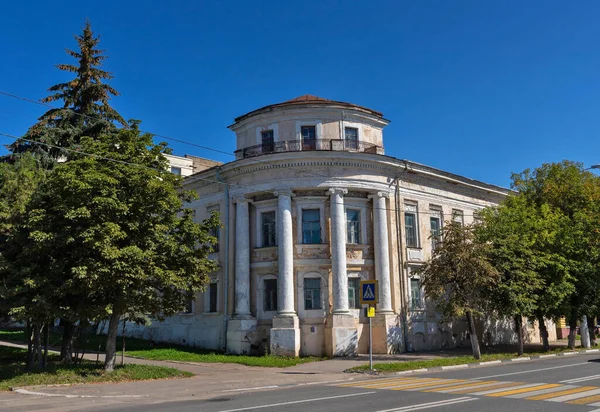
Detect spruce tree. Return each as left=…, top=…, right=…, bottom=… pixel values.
left=9, top=20, right=126, bottom=166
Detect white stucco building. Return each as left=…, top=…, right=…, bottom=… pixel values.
left=128, top=95, right=556, bottom=356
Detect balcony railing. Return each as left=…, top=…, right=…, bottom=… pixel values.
left=234, top=139, right=384, bottom=159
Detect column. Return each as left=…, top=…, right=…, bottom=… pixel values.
left=371, top=192, right=393, bottom=313
left=329, top=188, right=349, bottom=314
left=234, top=196, right=251, bottom=316
left=276, top=190, right=295, bottom=316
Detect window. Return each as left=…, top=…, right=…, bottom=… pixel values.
left=430, top=208, right=442, bottom=251
left=405, top=203, right=419, bottom=247
left=473, top=211, right=482, bottom=225
left=182, top=296, right=194, bottom=314
left=410, top=278, right=422, bottom=310
left=348, top=278, right=361, bottom=309
left=301, top=126, right=316, bottom=150
left=304, top=278, right=322, bottom=310
left=452, top=209, right=464, bottom=226
left=261, top=130, right=274, bottom=153
left=208, top=282, right=218, bottom=313
left=264, top=279, right=277, bottom=312
left=261, top=211, right=276, bottom=247
left=346, top=209, right=361, bottom=244
left=302, top=209, right=321, bottom=244
left=171, top=166, right=182, bottom=175
left=344, top=127, right=358, bottom=150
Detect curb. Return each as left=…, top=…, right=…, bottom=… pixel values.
left=346, top=348, right=600, bottom=375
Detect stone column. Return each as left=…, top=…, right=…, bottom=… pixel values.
left=276, top=190, right=295, bottom=316
left=234, top=196, right=251, bottom=317
left=370, top=192, right=393, bottom=314
left=329, top=188, right=349, bottom=314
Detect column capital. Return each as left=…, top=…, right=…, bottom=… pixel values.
left=274, top=189, right=295, bottom=198
left=327, top=188, right=348, bottom=196
left=368, top=191, right=391, bottom=200
left=234, top=196, right=252, bottom=204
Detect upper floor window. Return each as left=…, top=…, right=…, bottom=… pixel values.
left=430, top=207, right=442, bottom=251
left=302, top=209, right=321, bottom=244
left=346, top=209, right=361, bottom=244
left=261, top=130, right=274, bottom=153
left=404, top=203, right=419, bottom=248
left=304, top=278, right=322, bottom=310
left=261, top=211, right=276, bottom=247
left=344, top=127, right=358, bottom=150
left=348, top=277, right=361, bottom=309
left=452, top=209, right=464, bottom=226
left=301, top=126, right=316, bottom=150
left=263, top=279, right=278, bottom=312
left=171, top=166, right=182, bottom=175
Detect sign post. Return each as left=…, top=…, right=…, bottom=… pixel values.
left=360, top=280, right=378, bottom=371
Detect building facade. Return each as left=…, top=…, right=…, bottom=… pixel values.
left=128, top=95, right=556, bottom=356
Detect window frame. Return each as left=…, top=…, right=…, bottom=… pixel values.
left=452, top=209, right=464, bottom=226
left=204, top=281, right=219, bottom=314
left=429, top=206, right=442, bottom=251
left=344, top=127, right=359, bottom=149
left=170, top=166, right=182, bottom=175
left=346, top=208, right=361, bottom=244
left=261, top=129, right=275, bottom=153
left=295, top=198, right=326, bottom=245
left=408, top=266, right=424, bottom=311
left=404, top=202, right=419, bottom=248
left=261, top=210, right=277, bottom=248
left=263, top=278, right=278, bottom=312
left=303, top=277, right=322, bottom=310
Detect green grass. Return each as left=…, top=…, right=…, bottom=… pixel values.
left=0, top=328, right=324, bottom=368
left=349, top=347, right=587, bottom=373
left=126, top=348, right=323, bottom=367
left=0, top=346, right=192, bottom=391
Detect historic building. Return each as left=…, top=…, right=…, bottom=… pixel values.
left=128, top=95, right=556, bottom=356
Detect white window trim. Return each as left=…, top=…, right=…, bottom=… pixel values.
left=429, top=205, right=443, bottom=250
left=298, top=271, right=328, bottom=319
left=295, top=120, right=323, bottom=140
left=254, top=199, right=278, bottom=248
left=408, top=266, right=424, bottom=311
left=452, top=209, right=464, bottom=225
left=341, top=120, right=363, bottom=143
left=348, top=272, right=368, bottom=319
left=404, top=201, right=420, bottom=248
left=203, top=279, right=219, bottom=315
left=345, top=198, right=368, bottom=245
left=256, top=123, right=279, bottom=145
left=296, top=197, right=326, bottom=244
left=257, top=274, right=278, bottom=320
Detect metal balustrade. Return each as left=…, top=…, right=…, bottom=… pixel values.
left=234, top=139, right=383, bottom=159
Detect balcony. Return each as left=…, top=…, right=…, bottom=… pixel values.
left=234, top=139, right=384, bottom=160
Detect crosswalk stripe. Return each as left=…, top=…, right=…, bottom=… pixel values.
left=421, top=381, right=498, bottom=393
left=444, top=381, right=520, bottom=394
left=567, top=394, right=600, bottom=405
left=485, top=383, right=561, bottom=397
left=405, top=380, right=483, bottom=392
left=339, top=377, right=415, bottom=387
left=507, top=385, right=577, bottom=399
left=355, top=378, right=445, bottom=389
left=471, top=383, right=538, bottom=396
left=547, top=388, right=600, bottom=402
left=387, top=380, right=467, bottom=391
left=527, top=386, right=598, bottom=401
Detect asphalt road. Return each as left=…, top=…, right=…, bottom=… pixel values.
left=87, top=352, right=600, bottom=412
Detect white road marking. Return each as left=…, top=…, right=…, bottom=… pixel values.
left=220, top=385, right=279, bottom=392
left=547, top=388, right=600, bottom=402
left=216, top=391, right=377, bottom=412
left=472, top=361, right=589, bottom=379
left=13, top=389, right=146, bottom=398
left=374, top=397, right=477, bottom=411
left=560, top=374, right=600, bottom=384
left=471, top=383, right=542, bottom=396
left=507, top=385, right=577, bottom=398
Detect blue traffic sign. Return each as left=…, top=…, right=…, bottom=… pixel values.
left=360, top=280, right=378, bottom=305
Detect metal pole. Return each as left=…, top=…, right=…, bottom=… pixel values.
left=369, top=308, right=373, bottom=371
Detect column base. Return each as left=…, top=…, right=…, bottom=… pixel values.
left=372, top=313, right=403, bottom=354
left=270, top=315, right=300, bottom=357
left=226, top=317, right=257, bottom=355
left=325, top=314, right=358, bottom=357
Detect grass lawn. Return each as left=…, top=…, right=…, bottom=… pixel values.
left=0, top=346, right=191, bottom=391
left=349, top=346, right=587, bottom=373
left=0, top=328, right=324, bottom=368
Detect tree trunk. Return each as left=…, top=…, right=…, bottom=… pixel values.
left=581, top=315, right=591, bottom=348
left=537, top=313, right=550, bottom=352
left=60, top=321, right=76, bottom=363
left=568, top=313, right=577, bottom=350
left=121, top=318, right=126, bottom=366
left=514, top=315, right=524, bottom=356
left=466, top=311, right=481, bottom=360
left=25, top=319, right=34, bottom=370
left=104, top=311, right=121, bottom=372
left=32, top=321, right=42, bottom=369
left=42, top=322, right=49, bottom=368
left=589, top=316, right=597, bottom=347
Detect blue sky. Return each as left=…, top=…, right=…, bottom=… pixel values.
left=2, top=1, right=600, bottom=187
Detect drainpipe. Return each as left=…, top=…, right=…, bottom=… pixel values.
left=394, top=162, right=409, bottom=352
left=215, top=168, right=230, bottom=352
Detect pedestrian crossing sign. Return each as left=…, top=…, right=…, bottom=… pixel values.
left=359, top=280, right=378, bottom=305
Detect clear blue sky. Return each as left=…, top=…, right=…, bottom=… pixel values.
left=2, top=1, right=600, bottom=188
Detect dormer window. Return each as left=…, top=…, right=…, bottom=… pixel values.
left=261, top=130, right=274, bottom=153
left=301, top=126, right=316, bottom=150
left=344, top=127, right=358, bottom=150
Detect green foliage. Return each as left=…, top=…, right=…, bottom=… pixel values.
left=416, top=221, right=499, bottom=319
left=9, top=20, right=126, bottom=166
